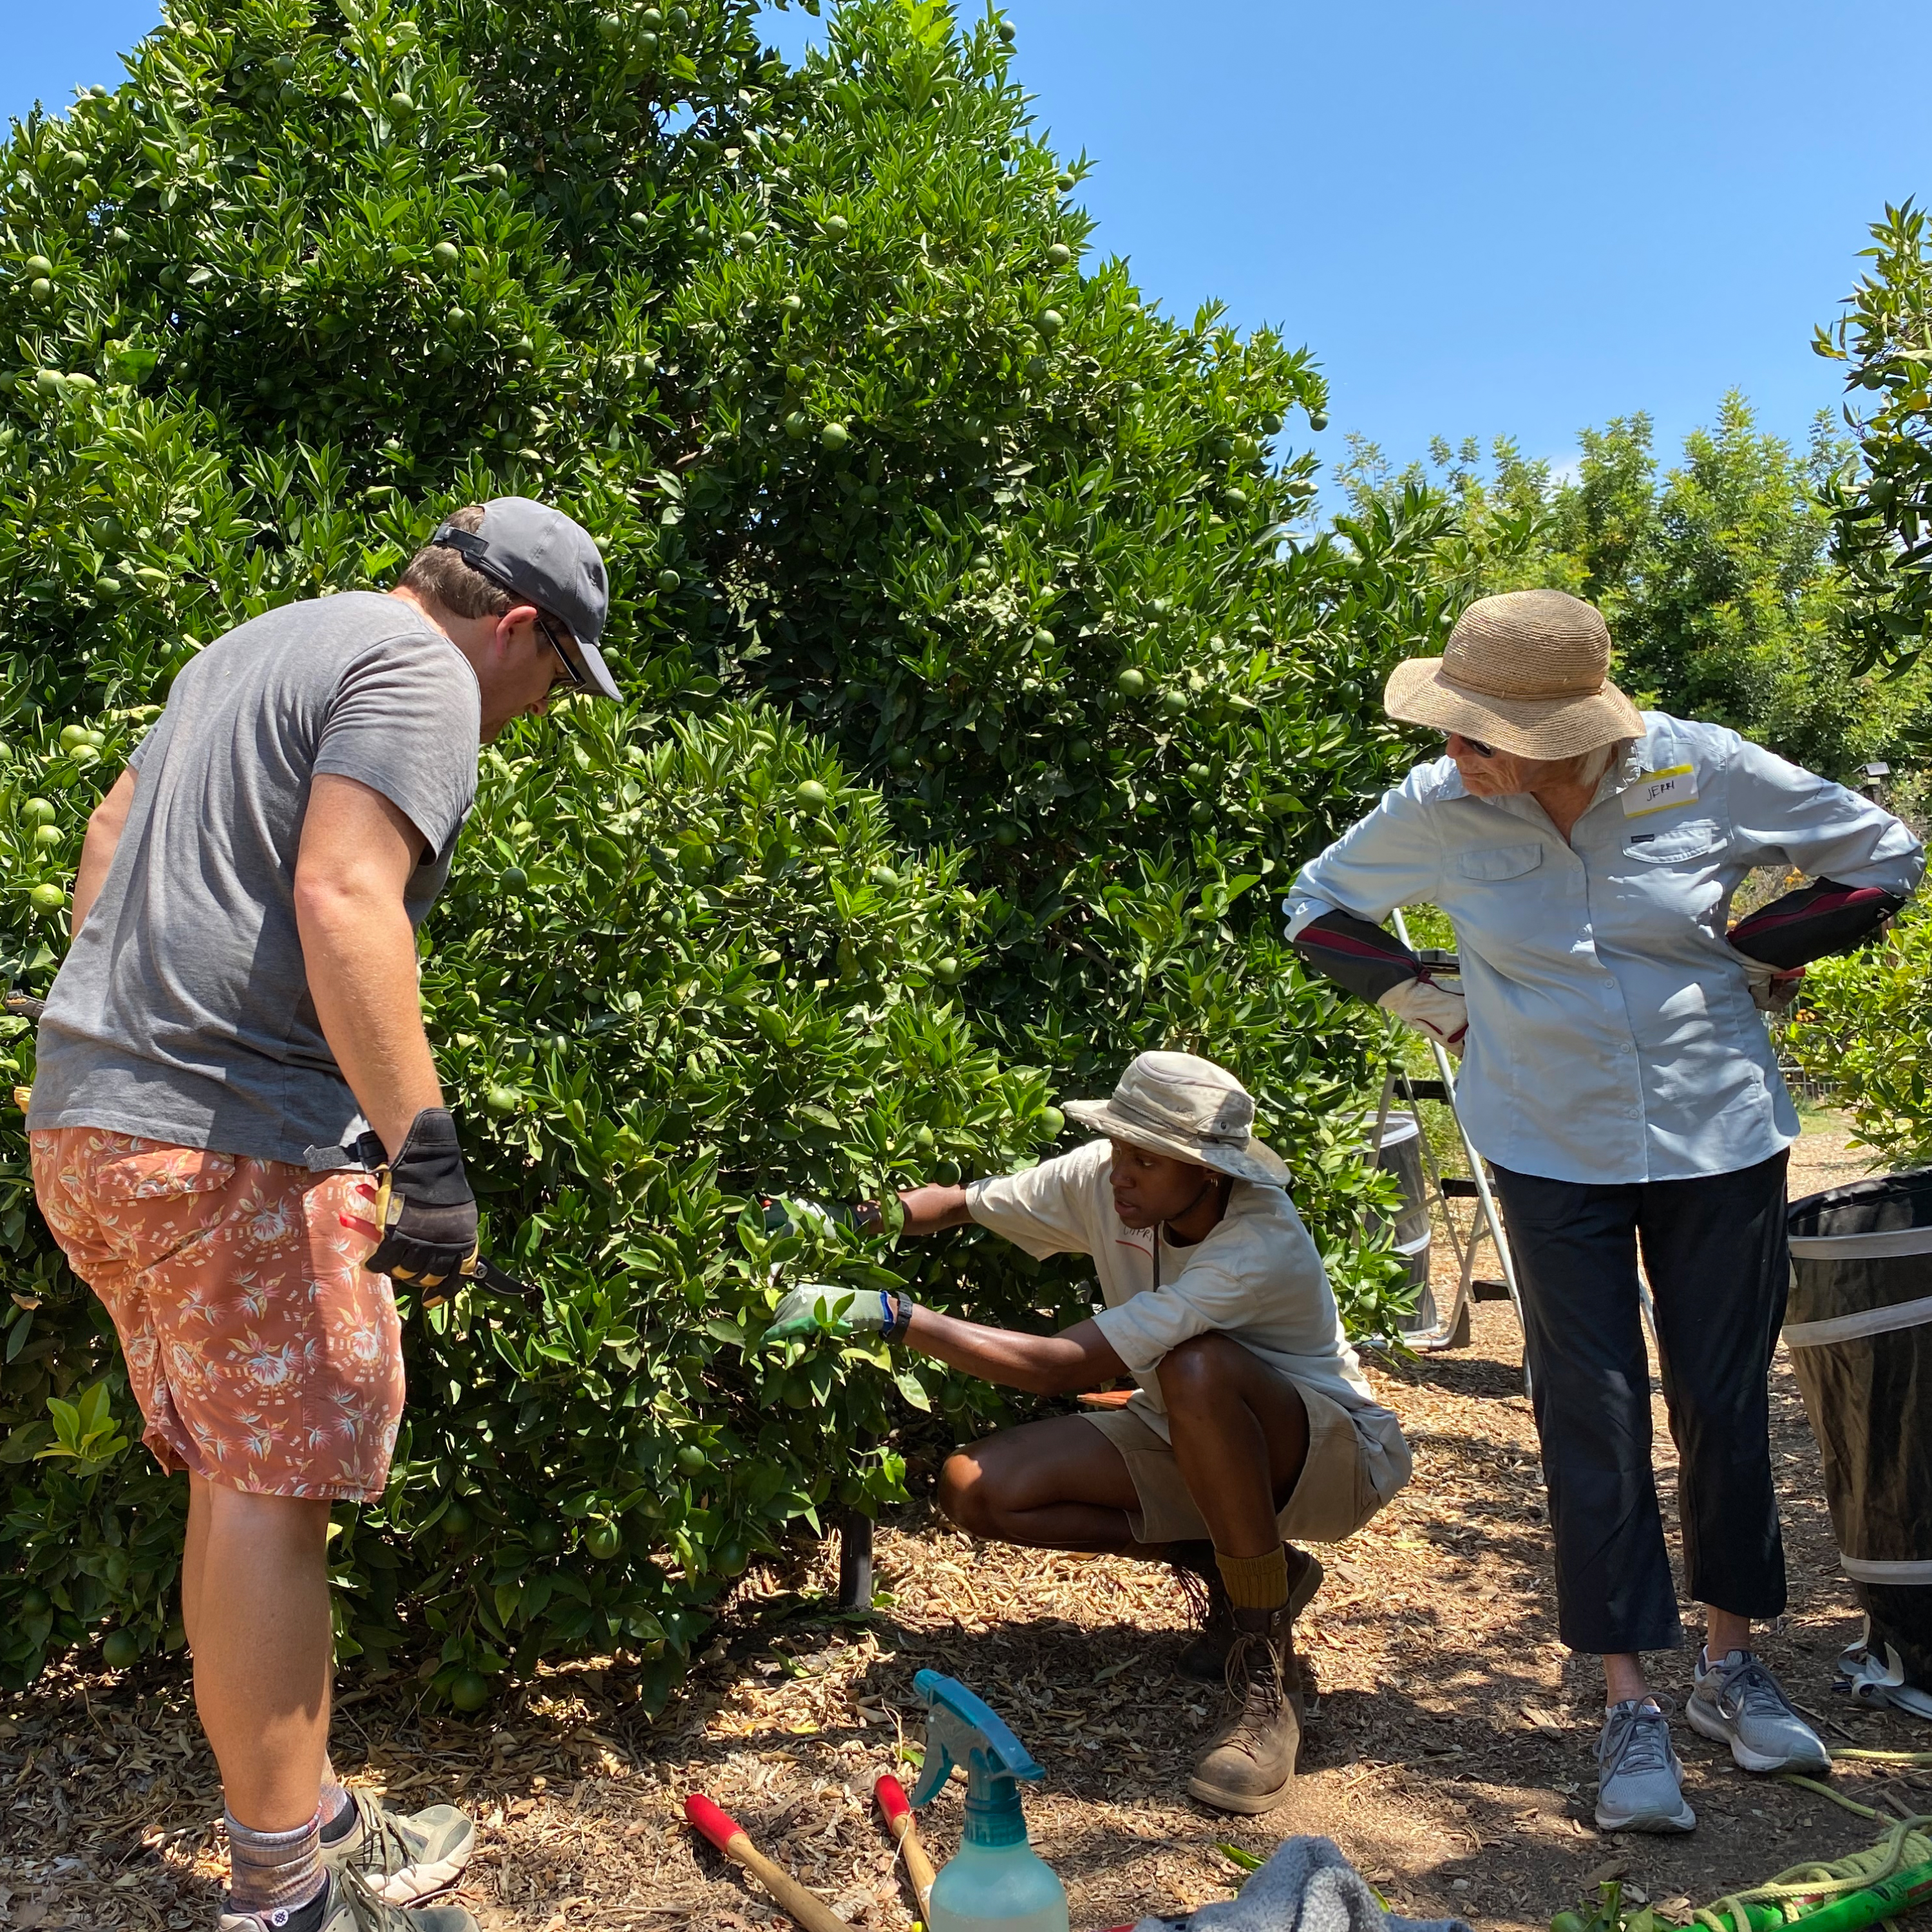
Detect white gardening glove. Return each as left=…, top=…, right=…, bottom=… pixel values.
left=1376, top=974, right=1468, bottom=1056
left=1734, top=951, right=1806, bottom=1015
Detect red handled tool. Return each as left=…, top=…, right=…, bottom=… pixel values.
left=873, top=1770, right=938, bottom=1913
left=685, top=1792, right=851, bottom=1932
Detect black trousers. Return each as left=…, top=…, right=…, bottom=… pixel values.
left=1490, top=1151, right=1791, bottom=1654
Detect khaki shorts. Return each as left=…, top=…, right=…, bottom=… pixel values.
left=30, top=1128, right=404, bottom=1502
left=1083, top=1379, right=1408, bottom=1546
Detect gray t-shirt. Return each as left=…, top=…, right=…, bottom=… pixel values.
left=29, top=592, right=481, bottom=1168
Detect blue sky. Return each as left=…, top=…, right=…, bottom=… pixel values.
left=13, top=1, right=1929, bottom=486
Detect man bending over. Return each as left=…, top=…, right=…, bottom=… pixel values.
left=773, top=1052, right=1410, bottom=1815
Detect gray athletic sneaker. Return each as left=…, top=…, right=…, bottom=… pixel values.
left=325, top=1790, right=477, bottom=1904
left=1595, top=1698, right=1696, bottom=1833
left=1688, top=1649, right=1832, bottom=1774
left=218, top=1862, right=478, bottom=1930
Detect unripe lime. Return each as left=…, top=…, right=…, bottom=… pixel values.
left=441, top=1498, right=472, bottom=1538
left=676, top=1443, right=708, bottom=1475
left=994, top=820, right=1021, bottom=847
left=1158, top=687, right=1189, bottom=718
left=781, top=293, right=803, bottom=314
left=1038, top=308, right=1064, bottom=337
left=19, top=1587, right=50, bottom=1616
left=1032, top=627, right=1054, bottom=649
left=484, top=1084, right=521, bottom=1116
left=1046, top=243, right=1071, bottom=268
left=585, top=1519, right=622, bottom=1560
left=1068, top=739, right=1094, bottom=762
left=783, top=412, right=810, bottom=440
left=786, top=362, right=809, bottom=386
left=819, top=421, right=849, bottom=451
left=29, top=885, right=66, bottom=916
left=499, top=866, right=528, bottom=893
left=34, top=824, right=63, bottom=848
left=933, top=956, right=961, bottom=984
left=1222, top=486, right=1249, bottom=509
left=1115, top=667, right=1147, bottom=697
left=33, top=369, right=62, bottom=397
left=596, top=10, right=625, bottom=38
left=484, top=162, right=509, bottom=185
left=822, top=214, right=849, bottom=240
left=447, top=1670, right=491, bottom=1713
left=867, top=863, right=899, bottom=889
left=96, top=574, right=122, bottom=598
left=23, top=798, right=56, bottom=824
left=887, top=744, right=914, bottom=772
left=913, top=1126, right=936, bottom=1153
left=637, top=30, right=658, bottom=53
left=795, top=779, right=829, bottom=811
left=641, top=6, right=663, bottom=24
left=1040, top=1106, right=1065, bottom=1138
left=24, top=256, right=52, bottom=277
left=102, top=1629, right=140, bottom=1671
left=996, top=17, right=1015, bottom=39
left=1309, top=410, right=1329, bottom=432
left=29, top=279, right=53, bottom=305
left=1056, top=171, right=1076, bottom=193
left=389, top=90, right=415, bottom=114
left=1186, top=762, right=1213, bottom=784
left=656, top=568, right=681, bottom=593
left=1189, top=800, right=1214, bottom=826
left=58, top=724, right=92, bottom=751
left=431, top=241, right=460, bottom=270
left=1260, top=412, right=1283, bottom=435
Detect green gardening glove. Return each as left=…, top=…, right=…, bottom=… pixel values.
left=766, top=1283, right=914, bottom=1343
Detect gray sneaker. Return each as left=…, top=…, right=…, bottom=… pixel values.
left=325, top=1790, right=477, bottom=1904
left=1688, top=1649, right=1832, bottom=1774
left=1595, top=1698, right=1696, bottom=1833
left=218, top=1862, right=478, bottom=1930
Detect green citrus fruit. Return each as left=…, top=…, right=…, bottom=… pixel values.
left=1038, top=308, right=1064, bottom=336
left=1032, top=627, right=1054, bottom=649
left=933, top=956, right=961, bottom=983
left=1055, top=171, right=1076, bottom=192
left=656, top=567, right=681, bottom=593
left=441, top=1499, right=472, bottom=1538
left=484, top=162, right=509, bottom=185
left=1158, top=688, right=1189, bottom=718
left=1222, top=486, right=1248, bottom=509
left=781, top=293, right=803, bottom=314
left=29, top=885, right=66, bottom=916
left=783, top=411, right=811, bottom=440
left=676, top=1443, right=708, bottom=1475
left=585, top=1519, right=622, bottom=1560
left=1260, top=412, right=1283, bottom=435
left=913, top=1125, right=936, bottom=1153
left=1186, top=762, right=1213, bottom=784
left=822, top=214, right=849, bottom=240
left=447, top=1670, right=492, bottom=1713
left=820, top=421, right=850, bottom=451
left=58, top=724, right=91, bottom=751
left=1040, top=1106, right=1066, bottom=1138
left=1046, top=243, right=1071, bottom=268
left=1309, top=410, right=1329, bottom=432
left=795, top=779, right=829, bottom=811
left=102, top=1629, right=140, bottom=1671
left=23, top=798, right=56, bottom=824
left=33, top=369, right=62, bottom=397
left=33, top=824, right=63, bottom=848
left=1189, top=800, right=1214, bottom=826
left=997, top=17, right=1016, bottom=40
left=19, top=1587, right=50, bottom=1616
left=596, top=10, right=624, bottom=37
left=95, top=574, right=122, bottom=598
left=641, top=6, right=663, bottom=23
left=887, top=745, right=914, bottom=772
left=484, top=1084, right=521, bottom=1117
left=25, top=255, right=52, bottom=276
left=29, top=279, right=52, bottom=304
left=1115, top=667, right=1147, bottom=697
left=500, top=866, right=528, bottom=893
left=431, top=241, right=460, bottom=270
left=786, top=363, right=809, bottom=386
left=1068, top=739, right=1094, bottom=762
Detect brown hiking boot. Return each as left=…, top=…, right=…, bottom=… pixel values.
left=1171, top=1543, right=1323, bottom=1685
left=1185, top=1605, right=1302, bottom=1814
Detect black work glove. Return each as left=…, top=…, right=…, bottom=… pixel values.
left=363, top=1108, right=478, bottom=1289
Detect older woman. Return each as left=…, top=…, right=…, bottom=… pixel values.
left=1287, top=589, right=1922, bottom=1835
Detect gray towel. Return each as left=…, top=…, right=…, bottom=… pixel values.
left=1133, top=1836, right=1472, bottom=1932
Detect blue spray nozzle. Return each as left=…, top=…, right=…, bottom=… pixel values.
left=907, top=1669, right=1045, bottom=1810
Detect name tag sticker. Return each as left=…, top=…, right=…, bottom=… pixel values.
left=1624, top=763, right=1698, bottom=817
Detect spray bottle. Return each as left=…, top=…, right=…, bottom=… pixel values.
left=909, top=1669, right=1069, bottom=1932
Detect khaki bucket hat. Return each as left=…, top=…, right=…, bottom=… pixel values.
left=1064, top=1051, right=1290, bottom=1187
left=1384, top=589, right=1645, bottom=759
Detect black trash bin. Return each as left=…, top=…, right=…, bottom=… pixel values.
left=1786, top=1171, right=1932, bottom=1690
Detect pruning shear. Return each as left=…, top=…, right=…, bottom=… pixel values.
left=365, top=1166, right=541, bottom=1312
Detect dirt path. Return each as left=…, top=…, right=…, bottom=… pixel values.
left=4, top=1127, right=1927, bottom=1932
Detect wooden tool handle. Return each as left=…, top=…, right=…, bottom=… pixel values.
left=873, top=1773, right=938, bottom=1908
left=685, top=1794, right=851, bottom=1932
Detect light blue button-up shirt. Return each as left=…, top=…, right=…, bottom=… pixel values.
left=1286, top=714, right=1924, bottom=1186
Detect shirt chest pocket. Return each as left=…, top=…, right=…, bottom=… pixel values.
left=1622, top=817, right=1726, bottom=865
left=1455, top=841, right=1545, bottom=883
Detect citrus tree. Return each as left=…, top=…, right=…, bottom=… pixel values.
left=0, top=0, right=1421, bottom=1699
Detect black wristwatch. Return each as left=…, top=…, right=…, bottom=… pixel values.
left=883, top=1292, right=917, bottom=1344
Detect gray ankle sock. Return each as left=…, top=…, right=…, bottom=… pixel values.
left=225, top=1806, right=325, bottom=1918
left=317, top=1759, right=353, bottom=1842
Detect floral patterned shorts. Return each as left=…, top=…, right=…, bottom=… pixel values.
left=30, top=1128, right=404, bottom=1502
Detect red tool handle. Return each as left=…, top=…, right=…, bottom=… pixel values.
left=685, top=1792, right=747, bottom=1853
left=874, top=1772, right=912, bottom=1824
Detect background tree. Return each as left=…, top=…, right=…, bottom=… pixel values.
left=0, top=0, right=1422, bottom=1700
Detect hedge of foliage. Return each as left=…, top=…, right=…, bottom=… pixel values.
left=0, top=0, right=1423, bottom=1703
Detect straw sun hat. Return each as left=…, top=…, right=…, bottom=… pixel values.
left=1065, top=1050, right=1290, bottom=1188
left=1384, top=589, right=1645, bottom=761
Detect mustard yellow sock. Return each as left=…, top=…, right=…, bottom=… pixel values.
left=1215, top=1544, right=1289, bottom=1613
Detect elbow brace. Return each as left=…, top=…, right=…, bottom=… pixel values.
left=1294, top=909, right=1468, bottom=1049
left=1727, top=879, right=1907, bottom=972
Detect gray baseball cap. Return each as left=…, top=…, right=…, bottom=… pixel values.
left=430, top=497, right=621, bottom=700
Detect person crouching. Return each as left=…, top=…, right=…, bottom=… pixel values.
left=770, top=1051, right=1411, bottom=1814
